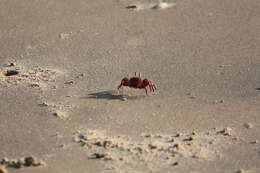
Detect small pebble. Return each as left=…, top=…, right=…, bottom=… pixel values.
left=173, top=144, right=179, bottom=148
left=1, top=158, right=9, bottom=164
left=90, top=152, right=115, bottom=161
left=189, top=96, right=196, bottom=99
left=165, top=156, right=170, bottom=160
left=59, top=33, right=70, bottom=39
left=7, top=62, right=16, bottom=67
left=121, top=97, right=127, bottom=101
left=0, top=166, right=8, bottom=173
left=155, top=134, right=162, bottom=138
left=53, top=111, right=69, bottom=120
left=144, top=134, right=152, bottom=138
left=126, top=5, right=137, bottom=9
left=148, top=144, right=157, bottom=150
left=250, top=140, right=259, bottom=144
left=191, top=131, right=197, bottom=135
left=30, top=83, right=40, bottom=88
left=232, top=137, right=238, bottom=141
left=39, top=102, right=48, bottom=107
left=119, top=157, right=123, bottom=161
left=183, top=137, right=194, bottom=141
left=76, top=73, right=84, bottom=78
left=220, top=127, right=232, bottom=136
left=24, top=156, right=36, bottom=166
left=244, top=122, right=253, bottom=129
left=214, top=99, right=224, bottom=104
left=16, top=159, right=24, bottom=168
left=65, top=80, right=74, bottom=84
left=237, top=169, right=245, bottom=173
left=168, top=138, right=175, bottom=142
left=5, top=70, right=19, bottom=76
left=172, top=162, right=179, bottom=166
left=175, top=133, right=182, bottom=137
left=90, top=153, right=106, bottom=159
left=21, top=74, right=29, bottom=78
left=187, top=93, right=196, bottom=98
left=191, top=154, right=199, bottom=159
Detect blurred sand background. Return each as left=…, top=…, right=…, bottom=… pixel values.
left=0, top=0, right=260, bottom=172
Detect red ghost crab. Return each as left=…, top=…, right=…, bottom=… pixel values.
left=118, top=72, right=157, bottom=95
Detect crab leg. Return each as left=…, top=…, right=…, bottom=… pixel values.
left=151, top=82, right=157, bottom=91
left=144, top=87, right=148, bottom=95
left=151, top=85, right=155, bottom=92
left=154, top=84, right=157, bottom=90
left=118, top=83, right=123, bottom=89
left=118, top=80, right=124, bottom=89
left=149, top=84, right=153, bottom=92
left=149, top=82, right=157, bottom=92
left=149, top=81, right=154, bottom=92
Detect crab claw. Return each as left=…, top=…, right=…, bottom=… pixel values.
left=118, top=77, right=129, bottom=89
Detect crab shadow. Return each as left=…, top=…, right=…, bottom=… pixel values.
left=256, top=88, right=260, bottom=91
left=88, top=90, right=145, bottom=100
left=88, top=90, right=122, bottom=100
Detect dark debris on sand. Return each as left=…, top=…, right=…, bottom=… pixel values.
left=0, top=156, right=45, bottom=169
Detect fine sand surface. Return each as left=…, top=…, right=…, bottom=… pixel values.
left=1, top=0, right=260, bottom=172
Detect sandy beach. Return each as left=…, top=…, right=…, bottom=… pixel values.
left=1, top=0, right=260, bottom=172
